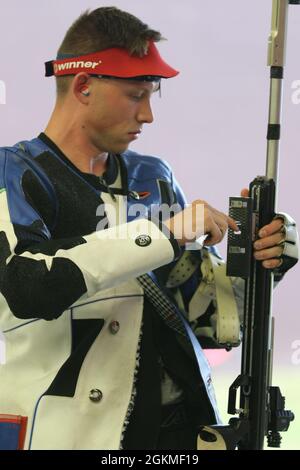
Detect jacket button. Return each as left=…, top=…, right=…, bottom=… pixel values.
left=135, top=235, right=152, bottom=247
left=89, top=389, right=103, bottom=403
left=109, top=320, right=120, bottom=334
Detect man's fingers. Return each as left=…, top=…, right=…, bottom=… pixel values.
left=254, top=245, right=283, bottom=261
left=227, top=216, right=239, bottom=232
left=213, top=208, right=239, bottom=232
left=259, top=218, right=284, bottom=238
left=204, top=224, right=223, bottom=246
left=262, top=258, right=283, bottom=269
left=193, top=200, right=238, bottom=241
left=254, top=232, right=284, bottom=250
left=205, top=203, right=239, bottom=232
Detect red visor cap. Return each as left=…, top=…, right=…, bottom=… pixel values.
left=45, top=41, right=179, bottom=79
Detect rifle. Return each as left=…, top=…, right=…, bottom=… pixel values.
left=198, top=0, right=299, bottom=450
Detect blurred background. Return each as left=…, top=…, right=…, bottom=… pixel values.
left=0, top=0, right=299, bottom=449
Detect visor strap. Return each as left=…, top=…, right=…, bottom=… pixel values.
left=45, top=61, right=54, bottom=77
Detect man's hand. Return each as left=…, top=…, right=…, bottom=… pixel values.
left=164, top=199, right=239, bottom=247
left=241, top=188, right=285, bottom=269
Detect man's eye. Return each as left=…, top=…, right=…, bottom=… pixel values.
left=130, top=95, right=143, bottom=101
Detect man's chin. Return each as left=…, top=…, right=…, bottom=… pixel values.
left=109, top=143, right=130, bottom=154
left=93, top=138, right=130, bottom=155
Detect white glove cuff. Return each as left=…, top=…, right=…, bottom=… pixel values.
left=274, top=212, right=299, bottom=260
left=274, top=212, right=299, bottom=276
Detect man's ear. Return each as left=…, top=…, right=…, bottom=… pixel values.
left=73, top=73, right=92, bottom=103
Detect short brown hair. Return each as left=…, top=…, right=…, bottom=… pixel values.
left=56, top=7, right=164, bottom=97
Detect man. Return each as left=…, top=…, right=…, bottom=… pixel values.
left=0, top=7, right=298, bottom=450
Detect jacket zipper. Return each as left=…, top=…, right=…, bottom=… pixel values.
left=98, top=176, right=117, bottom=202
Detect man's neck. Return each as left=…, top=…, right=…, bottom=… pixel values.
left=44, top=117, right=108, bottom=177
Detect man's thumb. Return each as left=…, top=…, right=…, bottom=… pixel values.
left=240, top=188, right=249, bottom=197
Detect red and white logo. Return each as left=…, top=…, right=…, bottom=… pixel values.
left=54, top=60, right=102, bottom=75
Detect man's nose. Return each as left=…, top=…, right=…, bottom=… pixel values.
left=137, top=99, right=154, bottom=124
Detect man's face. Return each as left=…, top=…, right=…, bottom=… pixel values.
left=82, top=77, right=159, bottom=154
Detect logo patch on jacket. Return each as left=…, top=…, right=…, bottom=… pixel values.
left=135, top=235, right=152, bottom=247
left=137, top=191, right=151, bottom=200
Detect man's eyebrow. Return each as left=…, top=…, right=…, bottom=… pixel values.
left=125, top=81, right=161, bottom=94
